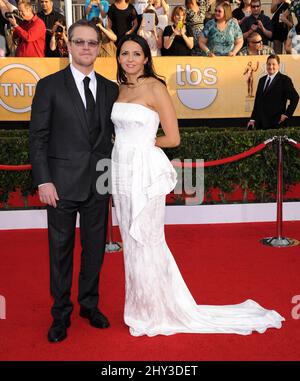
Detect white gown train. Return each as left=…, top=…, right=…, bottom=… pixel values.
left=111, top=102, right=284, bottom=337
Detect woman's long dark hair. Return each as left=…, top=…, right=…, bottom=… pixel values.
left=116, top=34, right=166, bottom=86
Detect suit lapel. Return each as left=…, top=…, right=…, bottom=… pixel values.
left=264, top=72, right=280, bottom=95
left=63, top=66, right=90, bottom=140
left=93, top=73, right=107, bottom=148
left=258, top=75, right=267, bottom=96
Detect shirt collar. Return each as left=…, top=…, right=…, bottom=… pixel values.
left=25, top=14, right=37, bottom=24
left=70, top=64, right=96, bottom=85
left=41, top=10, right=55, bottom=16
left=268, top=71, right=279, bottom=81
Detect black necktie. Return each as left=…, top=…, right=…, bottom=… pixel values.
left=83, top=76, right=95, bottom=129
left=263, top=76, right=271, bottom=93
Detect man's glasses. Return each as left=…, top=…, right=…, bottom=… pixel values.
left=71, top=39, right=99, bottom=48
left=251, top=5, right=260, bottom=8
left=250, top=40, right=262, bottom=44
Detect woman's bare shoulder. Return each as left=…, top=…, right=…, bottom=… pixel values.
left=146, top=77, right=167, bottom=95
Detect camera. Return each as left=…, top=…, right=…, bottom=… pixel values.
left=56, top=26, right=63, bottom=33
left=177, top=20, right=184, bottom=30
left=254, top=21, right=258, bottom=25
left=90, top=17, right=101, bottom=26
left=5, top=10, right=24, bottom=22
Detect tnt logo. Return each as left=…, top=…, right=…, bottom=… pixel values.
left=0, top=63, right=40, bottom=113
left=176, top=64, right=218, bottom=110
left=0, top=295, right=6, bottom=319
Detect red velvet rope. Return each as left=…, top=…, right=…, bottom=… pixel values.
left=287, top=141, right=300, bottom=149
left=0, top=142, right=270, bottom=171
left=172, top=142, right=267, bottom=168
left=0, top=164, right=32, bottom=171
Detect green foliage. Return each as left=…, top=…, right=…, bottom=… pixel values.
left=164, top=127, right=300, bottom=203
left=0, top=130, right=35, bottom=206
left=1, top=128, right=300, bottom=208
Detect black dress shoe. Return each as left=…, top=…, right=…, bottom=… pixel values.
left=47, top=318, right=71, bottom=343
left=79, top=307, right=110, bottom=328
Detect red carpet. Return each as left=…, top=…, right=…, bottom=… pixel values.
left=0, top=222, right=300, bottom=361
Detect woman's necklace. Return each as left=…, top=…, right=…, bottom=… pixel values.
left=126, top=77, right=147, bottom=89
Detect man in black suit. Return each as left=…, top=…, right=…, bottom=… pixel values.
left=29, top=19, right=119, bottom=343
left=247, top=54, right=299, bottom=130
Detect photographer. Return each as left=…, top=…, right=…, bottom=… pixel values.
left=7, top=0, right=46, bottom=57
left=270, top=0, right=293, bottom=54
left=85, top=0, right=108, bottom=22
left=241, top=0, right=273, bottom=45
left=137, top=8, right=163, bottom=56
left=49, top=20, right=68, bottom=57
left=163, top=6, right=193, bottom=55
left=93, top=18, right=117, bottom=57
left=37, top=0, right=65, bottom=57
left=0, top=0, right=17, bottom=56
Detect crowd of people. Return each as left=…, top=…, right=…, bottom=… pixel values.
left=0, top=0, right=300, bottom=57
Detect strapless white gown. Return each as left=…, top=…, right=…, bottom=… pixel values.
left=111, top=102, right=284, bottom=337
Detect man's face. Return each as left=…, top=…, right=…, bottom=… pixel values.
left=67, top=26, right=100, bottom=70
left=18, top=4, right=33, bottom=21
left=248, top=36, right=263, bottom=52
left=266, top=58, right=280, bottom=76
left=40, top=0, right=53, bottom=14
left=251, top=2, right=261, bottom=17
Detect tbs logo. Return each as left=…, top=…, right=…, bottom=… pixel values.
left=176, top=64, right=218, bottom=110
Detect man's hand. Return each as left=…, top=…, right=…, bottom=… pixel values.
left=257, top=20, right=264, bottom=31
left=247, top=120, right=255, bottom=130
left=38, top=183, right=59, bottom=208
left=278, top=114, right=288, bottom=124
left=250, top=23, right=258, bottom=32
left=7, top=14, right=17, bottom=27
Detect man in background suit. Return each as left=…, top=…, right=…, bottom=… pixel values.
left=29, top=19, right=118, bottom=343
left=248, top=54, right=299, bottom=130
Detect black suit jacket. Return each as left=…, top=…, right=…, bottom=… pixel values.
left=251, top=72, right=299, bottom=130
left=29, top=65, right=119, bottom=201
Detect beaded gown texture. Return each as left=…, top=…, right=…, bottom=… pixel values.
left=111, top=102, right=284, bottom=337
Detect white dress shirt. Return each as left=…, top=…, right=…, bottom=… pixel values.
left=70, top=64, right=97, bottom=107
left=263, top=71, right=278, bottom=91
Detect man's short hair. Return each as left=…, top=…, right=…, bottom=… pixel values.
left=18, top=1, right=33, bottom=10
left=247, top=32, right=261, bottom=42
left=267, top=54, right=280, bottom=64
left=68, top=19, right=101, bottom=43
left=251, top=0, right=261, bottom=5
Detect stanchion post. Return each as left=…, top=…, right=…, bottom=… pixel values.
left=105, top=197, right=122, bottom=253
left=261, top=136, right=299, bottom=247
left=276, top=135, right=283, bottom=239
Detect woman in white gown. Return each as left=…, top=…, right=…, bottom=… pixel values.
left=111, top=34, right=284, bottom=337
